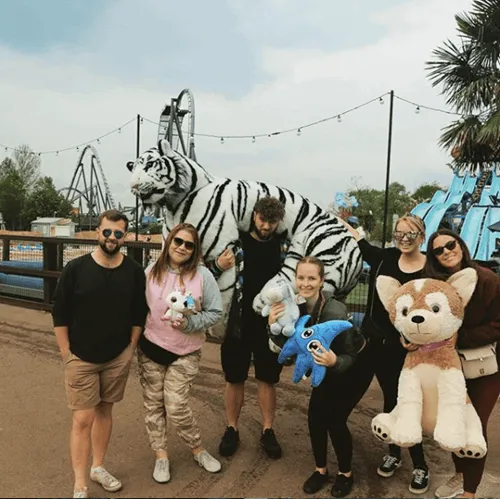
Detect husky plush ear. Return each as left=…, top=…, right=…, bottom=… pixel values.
left=376, top=276, right=402, bottom=312
left=158, top=138, right=174, bottom=158
left=447, top=267, right=478, bottom=307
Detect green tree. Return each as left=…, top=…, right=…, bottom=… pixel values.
left=411, top=182, right=444, bottom=203
left=12, top=144, right=40, bottom=190
left=426, top=0, right=500, bottom=171
left=348, top=182, right=413, bottom=242
left=0, top=169, right=27, bottom=229
left=22, top=176, right=73, bottom=224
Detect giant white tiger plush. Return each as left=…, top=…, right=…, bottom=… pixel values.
left=127, top=139, right=362, bottom=337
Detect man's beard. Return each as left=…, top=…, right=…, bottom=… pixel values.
left=99, top=240, right=121, bottom=255
left=254, top=227, right=275, bottom=241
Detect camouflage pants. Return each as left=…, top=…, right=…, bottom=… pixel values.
left=137, top=348, right=203, bottom=451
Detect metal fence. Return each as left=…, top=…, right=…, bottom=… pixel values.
left=0, top=234, right=369, bottom=319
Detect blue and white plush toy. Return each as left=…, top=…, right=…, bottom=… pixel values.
left=278, top=315, right=353, bottom=387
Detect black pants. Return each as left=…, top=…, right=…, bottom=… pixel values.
left=362, top=338, right=427, bottom=467
left=308, top=346, right=371, bottom=472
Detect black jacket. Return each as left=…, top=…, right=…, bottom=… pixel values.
left=302, top=291, right=366, bottom=375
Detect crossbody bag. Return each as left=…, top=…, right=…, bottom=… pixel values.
left=457, top=342, right=498, bottom=379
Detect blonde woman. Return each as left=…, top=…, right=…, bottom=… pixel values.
left=137, top=223, right=223, bottom=483
left=340, top=214, right=430, bottom=495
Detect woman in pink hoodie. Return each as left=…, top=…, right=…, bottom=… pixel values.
left=137, top=223, right=223, bottom=484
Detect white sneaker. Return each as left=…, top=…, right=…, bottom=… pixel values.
left=90, top=466, right=122, bottom=492
left=194, top=449, right=222, bottom=473
left=153, top=458, right=171, bottom=483
left=435, top=473, right=464, bottom=498
left=73, top=487, right=88, bottom=498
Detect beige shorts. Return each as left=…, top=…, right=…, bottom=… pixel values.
left=64, top=343, right=134, bottom=411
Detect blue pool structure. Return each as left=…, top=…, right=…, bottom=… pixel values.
left=0, top=260, right=44, bottom=300
left=411, top=166, right=500, bottom=261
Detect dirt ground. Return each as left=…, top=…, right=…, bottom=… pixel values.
left=0, top=303, right=499, bottom=499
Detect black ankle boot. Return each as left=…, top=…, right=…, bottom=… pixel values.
left=331, top=473, right=353, bottom=497
left=303, top=470, right=329, bottom=494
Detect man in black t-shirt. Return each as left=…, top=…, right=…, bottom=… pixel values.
left=213, top=197, right=287, bottom=460
left=52, top=210, right=148, bottom=498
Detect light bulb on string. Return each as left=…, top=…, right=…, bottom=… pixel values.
left=337, top=115, right=342, bottom=123
left=97, top=139, right=101, bottom=145
left=297, top=128, right=302, bottom=136
left=220, top=137, right=224, bottom=145
left=379, top=97, right=384, bottom=105
left=56, top=151, right=59, bottom=156
left=415, top=106, right=420, bottom=114
left=252, top=136, right=256, bottom=143
left=118, top=128, right=122, bottom=134
left=140, top=117, right=144, bottom=124
left=76, top=147, right=79, bottom=152
left=4, top=147, right=7, bottom=152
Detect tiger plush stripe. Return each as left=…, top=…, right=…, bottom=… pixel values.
left=127, top=139, right=362, bottom=336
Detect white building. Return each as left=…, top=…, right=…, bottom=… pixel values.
left=31, top=217, right=75, bottom=237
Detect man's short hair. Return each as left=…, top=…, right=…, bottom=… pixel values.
left=97, top=210, right=129, bottom=231
left=253, top=196, right=285, bottom=222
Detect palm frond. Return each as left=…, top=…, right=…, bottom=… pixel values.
left=477, top=109, right=500, bottom=145
left=426, top=40, right=496, bottom=113
left=439, top=117, right=497, bottom=172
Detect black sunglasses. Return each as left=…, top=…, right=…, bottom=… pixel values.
left=173, top=236, right=195, bottom=251
left=102, top=228, right=125, bottom=239
left=433, top=239, right=457, bottom=256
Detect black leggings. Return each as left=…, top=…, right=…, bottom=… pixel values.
left=308, top=339, right=427, bottom=472
left=363, top=339, right=427, bottom=467
left=308, top=347, right=371, bottom=472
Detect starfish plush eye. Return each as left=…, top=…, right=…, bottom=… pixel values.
left=307, top=340, right=321, bottom=352
left=301, top=328, right=314, bottom=339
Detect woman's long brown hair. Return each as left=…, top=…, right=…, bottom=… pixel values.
left=149, top=223, right=202, bottom=285
left=423, top=228, right=476, bottom=280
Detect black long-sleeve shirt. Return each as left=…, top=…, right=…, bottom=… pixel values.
left=359, top=238, right=422, bottom=343
left=52, top=253, right=149, bottom=363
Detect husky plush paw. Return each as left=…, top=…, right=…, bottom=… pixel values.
left=454, top=442, right=487, bottom=460
left=372, top=415, right=394, bottom=443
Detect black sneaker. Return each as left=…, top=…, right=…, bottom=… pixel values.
left=409, top=467, right=430, bottom=495
left=377, top=454, right=402, bottom=477
left=303, top=471, right=329, bottom=494
left=218, top=426, right=240, bottom=457
left=331, top=473, right=353, bottom=498
left=260, top=428, right=282, bottom=459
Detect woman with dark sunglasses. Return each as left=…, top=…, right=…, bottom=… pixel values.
left=137, top=223, right=224, bottom=484
left=424, top=229, right=500, bottom=499
left=339, top=214, right=430, bottom=495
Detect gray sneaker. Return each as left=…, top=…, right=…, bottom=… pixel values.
left=89, top=466, right=122, bottom=492
left=435, top=473, right=464, bottom=498
left=194, top=449, right=222, bottom=473
left=153, top=458, right=171, bottom=483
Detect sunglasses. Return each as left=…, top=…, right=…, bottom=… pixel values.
left=393, top=231, right=420, bottom=242
left=102, top=228, right=125, bottom=239
left=433, top=239, right=457, bottom=256
left=173, top=236, right=195, bottom=251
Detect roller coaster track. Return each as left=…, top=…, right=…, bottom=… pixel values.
left=60, top=145, right=116, bottom=217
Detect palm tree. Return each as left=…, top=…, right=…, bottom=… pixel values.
left=426, top=0, right=500, bottom=172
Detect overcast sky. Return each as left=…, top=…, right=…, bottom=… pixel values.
left=0, top=0, right=472, bottom=209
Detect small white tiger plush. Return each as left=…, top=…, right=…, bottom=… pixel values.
left=127, top=139, right=362, bottom=337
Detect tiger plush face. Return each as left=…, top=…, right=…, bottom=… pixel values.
left=375, top=268, right=477, bottom=345
left=127, top=145, right=172, bottom=207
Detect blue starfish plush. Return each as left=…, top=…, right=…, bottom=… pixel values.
left=278, top=315, right=353, bottom=387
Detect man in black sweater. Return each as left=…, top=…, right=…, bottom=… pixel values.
left=210, top=197, right=287, bottom=460
left=52, top=210, right=148, bottom=499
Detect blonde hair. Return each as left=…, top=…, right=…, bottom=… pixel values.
left=395, top=213, right=426, bottom=239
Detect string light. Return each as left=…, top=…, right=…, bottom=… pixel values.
left=0, top=92, right=464, bottom=155
left=0, top=116, right=136, bottom=156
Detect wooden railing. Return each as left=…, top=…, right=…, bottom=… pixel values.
left=0, top=234, right=161, bottom=311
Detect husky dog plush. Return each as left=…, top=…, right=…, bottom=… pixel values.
left=372, top=268, right=487, bottom=459
left=278, top=315, right=352, bottom=387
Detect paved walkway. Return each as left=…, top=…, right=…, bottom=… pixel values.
left=0, top=303, right=499, bottom=498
